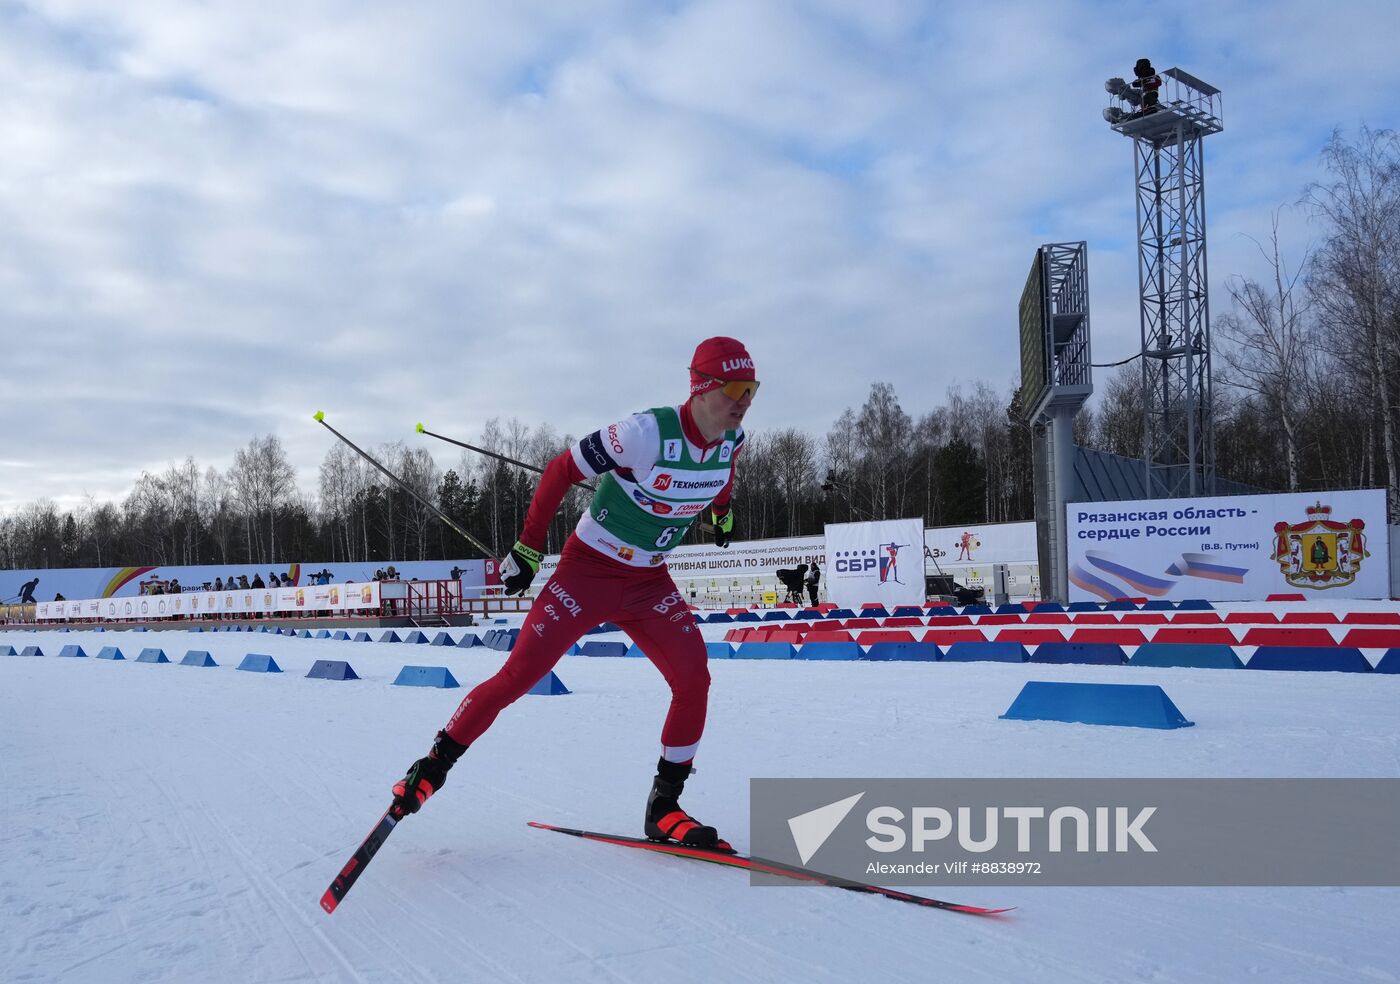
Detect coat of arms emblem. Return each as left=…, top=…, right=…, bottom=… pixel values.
left=1269, top=502, right=1368, bottom=589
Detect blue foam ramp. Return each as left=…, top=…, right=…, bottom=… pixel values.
left=622, top=645, right=649, bottom=658
left=237, top=653, right=282, bottom=673
left=20, top=645, right=44, bottom=657
left=0, top=644, right=17, bottom=656
left=863, top=642, right=942, bottom=662
left=393, top=665, right=459, bottom=688
left=734, top=642, right=796, bottom=660
left=527, top=671, right=571, bottom=695
left=307, top=659, right=359, bottom=680
left=332, top=630, right=351, bottom=641
left=296, top=629, right=313, bottom=639
left=487, top=629, right=519, bottom=651
left=96, top=646, right=125, bottom=660
left=1246, top=646, right=1372, bottom=673
left=181, top=650, right=218, bottom=667
left=1031, top=642, right=1127, bottom=665
left=58, top=644, right=88, bottom=658
left=403, top=630, right=430, bottom=644
left=797, top=641, right=861, bottom=661
left=1129, top=643, right=1243, bottom=669
left=705, top=642, right=734, bottom=660
left=733, top=612, right=761, bottom=622
left=941, top=641, right=1028, bottom=663
left=354, top=631, right=373, bottom=642
left=314, top=629, right=333, bottom=639
left=430, top=632, right=455, bottom=646
left=136, top=648, right=169, bottom=663
left=762, top=611, right=791, bottom=621
left=190, top=626, right=204, bottom=633
left=483, top=630, right=499, bottom=647
left=580, top=641, right=628, bottom=657
left=1001, top=681, right=1194, bottom=730
left=456, top=633, right=483, bottom=648
left=379, top=630, right=402, bottom=644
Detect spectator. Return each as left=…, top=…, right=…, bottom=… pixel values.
left=269, top=572, right=281, bottom=588
left=251, top=574, right=265, bottom=589
left=238, top=575, right=250, bottom=589
left=54, top=592, right=66, bottom=601
left=169, top=578, right=181, bottom=594
left=18, top=578, right=40, bottom=604
left=214, top=577, right=224, bottom=592
left=805, top=563, right=821, bottom=607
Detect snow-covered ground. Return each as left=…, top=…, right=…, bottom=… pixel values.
left=3, top=620, right=1399, bottom=984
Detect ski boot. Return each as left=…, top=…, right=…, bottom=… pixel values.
left=644, top=757, right=733, bottom=853
left=391, top=730, right=468, bottom=817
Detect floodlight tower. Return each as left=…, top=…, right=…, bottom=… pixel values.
left=1104, top=62, right=1223, bottom=497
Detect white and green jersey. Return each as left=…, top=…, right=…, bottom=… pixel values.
left=570, top=405, right=743, bottom=568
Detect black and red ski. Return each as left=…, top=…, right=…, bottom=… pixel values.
left=321, top=806, right=402, bottom=913
left=528, top=822, right=1012, bottom=915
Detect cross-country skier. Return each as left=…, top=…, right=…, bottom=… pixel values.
left=389, top=337, right=757, bottom=851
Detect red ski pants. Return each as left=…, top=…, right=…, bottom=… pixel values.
left=443, top=536, right=710, bottom=762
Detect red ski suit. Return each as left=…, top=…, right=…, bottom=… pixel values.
left=443, top=402, right=737, bottom=765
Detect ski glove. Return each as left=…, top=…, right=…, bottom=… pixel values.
left=391, top=730, right=468, bottom=816
left=501, top=541, right=543, bottom=596
left=712, top=509, right=733, bottom=549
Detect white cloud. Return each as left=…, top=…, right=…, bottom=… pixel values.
left=1, top=0, right=1398, bottom=513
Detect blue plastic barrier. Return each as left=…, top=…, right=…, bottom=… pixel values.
left=762, top=611, right=792, bottom=621
left=393, top=665, right=459, bottom=688
left=237, top=653, right=282, bottom=672
left=527, top=671, right=571, bottom=696
left=1175, top=599, right=1216, bottom=610
left=1030, top=642, right=1128, bottom=665
left=403, top=630, right=430, bottom=645
left=621, top=645, right=649, bottom=658
left=705, top=642, right=734, bottom=660
left=296, top=629, right=313, bottom=639
left=430, top=632, right=456, bottom=646
left=733, top=612, right=762, bottom=623
left=796, top=641, right=862, bottom=661
left=941, top=641, right=1028, bottom=663
left=136, top=648, right=169, bottom=663
left=1030, top=602, right=1066, bottom=613
left=1142, top=600, right=1177, bottom=611
left=826, top=608, right=856, bottom=620
left=331, top=630, right=352, bottom=641
left=456, top=633, right=483, bottom=648
left=1066, top=601, right=1102, bottom=612
left=181, top=650, right=218, bottom=667
left=734, top=642, right=796, bottom=660
left=1000, top=681, right=1194, bottom=730
left=58, top=644, right=88, bottom=658
left=860, top=606, right=891, bottom=618
left=961, top=604, right=993, bottom=615
left=1246, top=646, right=1372, bottom=673
left=588, top=621, right=624, bottom=632
left=313, top=629, right=333, bottom=639
left=307, top=659, right=359, bottom=680
left=20, top=645, right=45, bottom=657
left=96, top=646, right=125, bottom=660
left=994, top=603, right=1024, bottom=615
left=0, top=645, right=14, bottom=656
left=1129, top=643, right=1243, bottom=669
left=353, top=631, right=373, bottom=642
left=1103, top=600, right=1139, bottom=611
left=579, top=641, right=628, bottom=658
left=863, top=642, right=942, bottom=662
left=892, top=606, right=924, bottom=617
left=1376, top=649, right=1400, bottom=674
left=487, top=629, right=519, bottom=651
left=379, top=630, right=402, bottom=644
left=926, top=606, right=959, bottom=617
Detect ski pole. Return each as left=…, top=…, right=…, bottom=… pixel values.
left=313, top=412, right=499, bottom=558
left=414, top=423, right=597, bottom=493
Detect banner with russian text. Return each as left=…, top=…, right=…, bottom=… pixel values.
left=1066, top=489, right=1389, bottom=602
left=823, top=518, right=926, bottom=610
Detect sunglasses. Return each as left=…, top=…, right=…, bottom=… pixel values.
left=697, top=372, right=760, bottom=401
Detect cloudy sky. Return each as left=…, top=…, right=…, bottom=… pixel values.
left=3, top=0, right=1399, bottom=513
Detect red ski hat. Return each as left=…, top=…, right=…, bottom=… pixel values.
left=690, top=337, right=757, bottom=396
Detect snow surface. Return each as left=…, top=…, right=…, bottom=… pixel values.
left=3, top=619, right=1399, bottom=984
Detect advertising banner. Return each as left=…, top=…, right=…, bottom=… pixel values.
left=923, top=521, right=1037, bottom=570
left=34, top=581, right=382, bottom=621
left=1067, top=489, right=1389, bottom=602
left=824, top=519, right=926, bottom=610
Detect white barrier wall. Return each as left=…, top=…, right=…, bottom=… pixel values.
left=1067, top=489, right=1390, bottom=602
left=33, top=582, right=382, bottom=621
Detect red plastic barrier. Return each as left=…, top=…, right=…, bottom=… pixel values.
left=1225, top=612, right=1279, bottom=624
left=1240, top=627, right=1338, bottom=647
left=1070, top=613, right=1120, bottom=625
left=1152, top=627, right=1239, bottom=645
left=1280, top=612, right=1340, bottom=624
left=1340, top=628, right=1400, bottom=648
left=922, top=629, right=986, bottom=645
left=805, top=629, right=854, bottom=643
left=1168, top=613, right=1223, bottom=624
left=1069, top=627, right=1148, bottom=646
left=1342, top=612, right=1400, bottom=624
left=1266, top=593, right=1307, bottom=602
left=856, top=630, right=917, bottom=645
left=994, top=628, right=1068, bottom=645
left=1119, top=613, right=1168, bottom=625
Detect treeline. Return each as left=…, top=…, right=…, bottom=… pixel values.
left=3, top=127, right=1397, bottom=573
